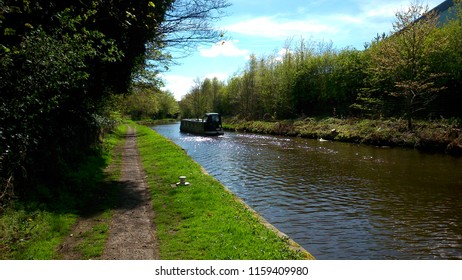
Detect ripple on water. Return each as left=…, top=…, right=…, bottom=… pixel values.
left=154, top=124, right=462, bottom=260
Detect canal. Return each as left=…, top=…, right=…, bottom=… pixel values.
left=153, top=123, right=462, bottom=260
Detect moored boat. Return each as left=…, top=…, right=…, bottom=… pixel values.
left=180, top=113, right=224, bottom=136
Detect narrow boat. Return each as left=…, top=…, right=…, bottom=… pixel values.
left=180, top=113, right=224, bottom=136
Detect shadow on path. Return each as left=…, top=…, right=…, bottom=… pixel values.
left=58, top=126, right=159, bottom=260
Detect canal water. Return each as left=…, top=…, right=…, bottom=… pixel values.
left=153, top=123, right=462, bottom=260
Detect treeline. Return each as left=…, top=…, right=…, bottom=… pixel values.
left=119, top=84, right=179, bottom=120
left=0, top=0, right=229, bottom=203
left=180, top=2, right=462, bottom=129
left=179, top=77, right=226, bottom=118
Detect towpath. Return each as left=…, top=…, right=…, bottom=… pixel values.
left=101, top=126, right=159, bottom=259
left=59, top=126, right=159, bottom=259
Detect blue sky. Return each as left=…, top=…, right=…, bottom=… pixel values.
left=161, top=0, right=443, bottom=100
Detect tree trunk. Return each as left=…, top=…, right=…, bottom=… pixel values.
left=407, top=115, right=413, bottom=130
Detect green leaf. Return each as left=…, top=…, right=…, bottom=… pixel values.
left=4, top=28, right=16, bottom=35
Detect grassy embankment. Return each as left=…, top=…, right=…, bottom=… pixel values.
left=134, top=123, right=313, bottom=259
left=223, top=117, right=462, bottom=155
left=0, top=124, right=127, bottom=259
left=1, top=120, right=313, bottom=260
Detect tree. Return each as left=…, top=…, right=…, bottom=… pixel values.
left=157, top=90, right=180, bottom=119
left=1, top=3, right=127, bottom=200
left=211, top=77, right=224, bottom=113
left=274, top=41, right=297, bottom=119
left=181, top=78, right=212, bottom=118
left=369, top=1, right=448, bottom=129
left=157, top=0, right=230, bottom=55
left=241, top=54, right=259, bottom=119
left=0, top=0, right=230, bottom=202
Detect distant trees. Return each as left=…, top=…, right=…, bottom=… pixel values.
left=180, top=1, right=462, bottom=126
left=182, top=40, right=368, bottom=120
left=179, top=77, right=225, bottom=118
left=121, top=84, right=179, bottom=120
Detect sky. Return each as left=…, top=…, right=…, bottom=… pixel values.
left=161, top=0, right=443, bottom=100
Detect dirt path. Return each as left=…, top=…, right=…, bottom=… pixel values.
left=101, top=126, right=159, bottom=259
left=58, top=126, right=159, bottom=259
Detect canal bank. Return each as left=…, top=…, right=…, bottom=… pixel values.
left=223, top=118, right=462, bottom=156
left=154, top=122, right=462, bottom=259
left=133, top=123, right=314, bottom=260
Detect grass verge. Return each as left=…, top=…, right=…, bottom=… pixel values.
left=224, top=117, right=462, bottom=155
left=57, top=124, right=127, bottom=259
left=0, top=204, right=77, bottom=259
left=0, top=124, right=127, bottom=259
left=134, top=123, right=314, bottom=260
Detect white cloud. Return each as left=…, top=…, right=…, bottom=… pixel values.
left=225, top=16, right=339, bottom=39
left=161, top=75, right=195, bottom=100
left=198, top=40, right=249, bottom=58
left=356, top=0, right=443, bottom=24
left=334, top=14, right=364, bottom=24
left=161, top=72, right=230, bottom=100
left=359, top=0, right=435, bottom=19
left=222, top=1, right=443, bottom=49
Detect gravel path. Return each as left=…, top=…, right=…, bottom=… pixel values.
left=101, top=126, right=159, bottom=259
left=58, top=126, right=159, bottom=259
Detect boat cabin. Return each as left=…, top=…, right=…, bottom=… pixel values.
left=180, top=113, right=224, bottom=136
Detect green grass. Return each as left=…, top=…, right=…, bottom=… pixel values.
left=134, top=123, right=313, bottom=260
left=0, top=205, right=77, bottom=259
left=1, top=120, right=313, bottom=260
left=0, top=124, right=127, bottom=259
left=74, top=212, right=111, bottom=259
left=61, top=124, right=127, bottom=259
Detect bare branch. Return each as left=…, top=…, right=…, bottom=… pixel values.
left=157, top=0, right=231, bottom=55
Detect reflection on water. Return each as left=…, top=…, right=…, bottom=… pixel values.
left=153, top=123, right=462, bottom=259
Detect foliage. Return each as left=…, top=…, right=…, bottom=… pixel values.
left=182, top=40, right=369, bottom=120
left=367, top=1, right=448, bottom=129
left=179, top=77, right=225, bottom=118
left=121, top=83, right=179, bottom=120
left=1, top=5, right=118, bottom=202
left=180, top=1, right=462, bottom=127
left=1, top=0, right=229, bottom=202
